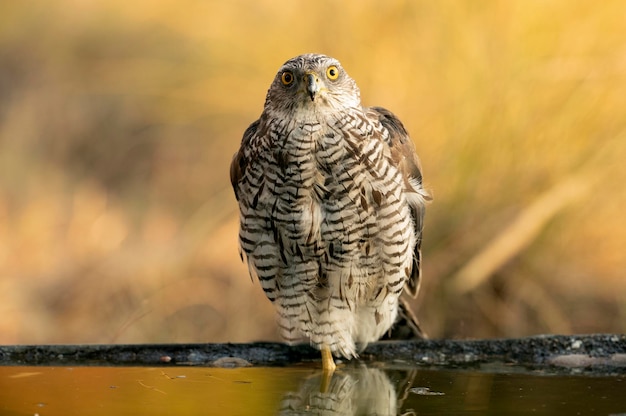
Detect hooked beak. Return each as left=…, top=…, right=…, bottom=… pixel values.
left=305, top=72, right=319, bottom=101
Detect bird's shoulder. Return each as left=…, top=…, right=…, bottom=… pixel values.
left=230, top=118, right=261, bottom=200
left=365, top=106, right=424, bottom=186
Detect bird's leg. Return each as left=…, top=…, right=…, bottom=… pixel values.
left=320, top=344, right=336, bottom=393
left=321, top=344, right=336, bottom=373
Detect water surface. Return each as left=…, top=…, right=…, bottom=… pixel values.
left=0, top=365, right=624, bottom=415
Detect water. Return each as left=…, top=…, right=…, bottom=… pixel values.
left=0, top=365, right=624, bottom=415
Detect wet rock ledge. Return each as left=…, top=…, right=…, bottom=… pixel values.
left=1, top=334, right=625, bottom=375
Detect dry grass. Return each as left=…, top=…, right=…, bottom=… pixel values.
left=1, top=0, right=626, bottom=344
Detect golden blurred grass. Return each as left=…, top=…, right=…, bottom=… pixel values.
left=1, top=0, right=626, bottom=344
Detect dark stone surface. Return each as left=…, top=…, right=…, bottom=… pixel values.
left=1, top=334, right=625, bottom=375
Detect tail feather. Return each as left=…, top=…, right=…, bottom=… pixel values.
left=382, top=297, right=427, bottom=340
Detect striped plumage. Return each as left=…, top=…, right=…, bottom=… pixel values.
left=230, top=54, right=429, bottom=369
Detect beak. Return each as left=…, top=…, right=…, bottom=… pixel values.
left=305, top=72, right=319, bottom=101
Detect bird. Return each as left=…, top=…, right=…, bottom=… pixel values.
left=279, top=367, right=404, bottom=415
left=230, top=53, right=430, bottom=373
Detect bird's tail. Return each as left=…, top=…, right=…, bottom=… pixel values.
left=383, top=297, right=427, bottom=340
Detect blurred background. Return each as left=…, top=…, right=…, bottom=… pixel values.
left=1, top=0, right=625, bottom=345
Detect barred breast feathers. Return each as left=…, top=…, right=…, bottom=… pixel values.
left=231, top=108, right=430, bottom=289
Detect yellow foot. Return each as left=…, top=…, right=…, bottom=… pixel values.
left=321, top=344, right=336, bottom=373
left=320, top=345, right=336, bottom=393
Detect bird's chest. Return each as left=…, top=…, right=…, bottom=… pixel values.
left=264, top=120, right=384, bottom=248
left=270, top=123, right=323, bottom=191
left=268, top=115, right=375, bottom=192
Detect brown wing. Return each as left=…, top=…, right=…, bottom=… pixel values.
left=369, top=106, right=430, bottom=297
left=230, top=119, right=260, bottom=201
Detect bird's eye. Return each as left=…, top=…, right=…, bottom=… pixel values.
left=281, top=71, right=294, bottom=85
left=326, top=65, right=339, bottom=80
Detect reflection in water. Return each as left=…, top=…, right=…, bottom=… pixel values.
left=1, top=365, right=626, bottom=415
left=279, top=367, right=414, bottom=415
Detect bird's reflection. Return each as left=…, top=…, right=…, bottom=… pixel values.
left=279, top=366, right=415, bottom=415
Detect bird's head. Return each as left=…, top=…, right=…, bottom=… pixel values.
left=264, top=54, right=361, bottom=115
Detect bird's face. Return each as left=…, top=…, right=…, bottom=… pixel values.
left=265, top=54, right=361, bottom=115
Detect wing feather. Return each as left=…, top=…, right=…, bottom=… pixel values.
left=368, top=106, right=431, bottom=297
left=230, top=119, right=260, bottom=200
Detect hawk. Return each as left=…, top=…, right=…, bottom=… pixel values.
left=230, top=53, right=429, bottom=372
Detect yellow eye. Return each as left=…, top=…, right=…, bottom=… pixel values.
left=281, top=71, right=294, bottom=85
left=326, top=65, right=339, bottom=80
